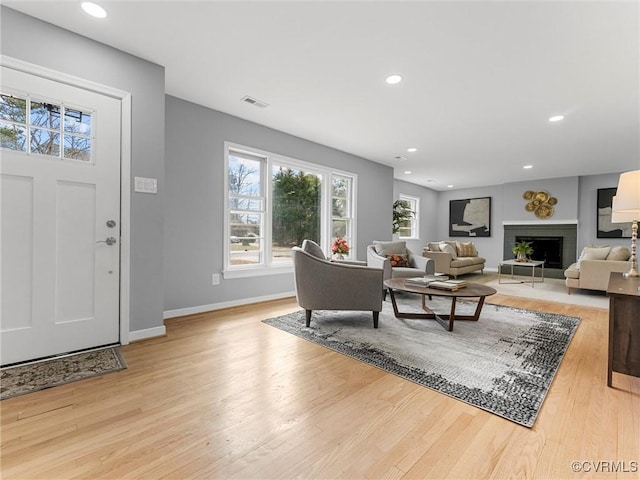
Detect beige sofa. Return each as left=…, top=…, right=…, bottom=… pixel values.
left=422, top=240, right=485, bottom=278
left=564, top=245, right=631, bottom=294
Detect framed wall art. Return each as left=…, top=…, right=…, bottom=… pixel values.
left=449, top=197, right=491, bottom=237
left=597, top=188, right=632, bottom=238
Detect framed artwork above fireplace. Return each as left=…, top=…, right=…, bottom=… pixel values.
left=597, top=188, right=632, bottom=238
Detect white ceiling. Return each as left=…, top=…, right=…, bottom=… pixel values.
left=5, top=0, right=639, bottom=190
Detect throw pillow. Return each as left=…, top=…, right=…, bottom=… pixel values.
left=577, top=245, right=611, bottom=269
left=606, top=245, right=631, bottom=261
left=301, top=239, right=326, bottom=259
left=426, top=242, right=441, bottom=252
left=439, top=242, right=457, bottom=258
left=456, top=241, right=478, bottom=257
left=374, top=240, right=407, bottom=256
left=386, top=254, right=409, bottom=267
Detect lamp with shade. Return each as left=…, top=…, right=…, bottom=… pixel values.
left=611, top=170, right=640, bottom=278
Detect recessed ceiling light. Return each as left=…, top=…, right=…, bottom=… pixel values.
left=447, top=185, right=454, bottom=188
left=394, top=156, right=407, bottom=161
left=81, top=2, right=107, bottom=18
left=386, top=74, right=402, bottom=85
left=404, top=171, right=412, bottom=174
left=549, top=115, right=564, bottom=122
left=407, top=147, right=417, bottom=153
left=523, top=165, right=533, bottom=169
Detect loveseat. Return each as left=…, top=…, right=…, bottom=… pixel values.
left=564, top=245, right=631, bottom=294
left=422, top=241, right=485, bottom=278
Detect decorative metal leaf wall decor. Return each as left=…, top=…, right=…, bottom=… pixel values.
left=523, top=190, right=558, bottom=219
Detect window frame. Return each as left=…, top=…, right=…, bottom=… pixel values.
left=398, top=194, right=420, bottom=240
left=223, top=141, right=357, bottom=278
left=227, top=148, right=267, bottom=270
left=331, top=173, right=355, bottom=254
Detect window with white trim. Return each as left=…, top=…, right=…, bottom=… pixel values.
left=398, top=194, right=419, bottom=239
left=228, top=150, right=265, bottom=266
left=332, top=174, right=354, bottom=249
left=224, top=143, right=357, bottom=277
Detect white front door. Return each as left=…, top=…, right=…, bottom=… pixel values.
left=1, top=66, right=122, bottom=365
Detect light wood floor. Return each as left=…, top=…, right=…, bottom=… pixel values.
left=1, top=294, right=639, bottom=479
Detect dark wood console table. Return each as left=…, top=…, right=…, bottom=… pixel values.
left=607, top=272, right=640, bottom=387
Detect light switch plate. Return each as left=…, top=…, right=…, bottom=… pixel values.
left=134, top=176, right=158, bottom=194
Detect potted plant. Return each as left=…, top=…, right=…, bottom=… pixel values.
left=392, top=200, right=414, bottom=235
left=512, top=240, right=534, bottom=262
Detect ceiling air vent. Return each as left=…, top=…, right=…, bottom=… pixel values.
left=241, top=95, right=269, bottom=108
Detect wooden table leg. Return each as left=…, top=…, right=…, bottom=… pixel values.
left=388, top=289, right=488, bottom=332
left=472, top=296, right=486, bottom=321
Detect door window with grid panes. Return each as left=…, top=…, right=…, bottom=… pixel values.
left=1, top=93, right=92, bottom=162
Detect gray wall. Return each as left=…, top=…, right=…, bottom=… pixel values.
left=436, top=185, right=505, bottom=268
left=502, top=176, right=579, bottom=222
left=1, top=7, right=166, bottom=334
left=434, top=174, right=629, bottom=269
left=164, top=95, right=393, bottom=312
left=577, top=172, right=631, bottom=251
left=390, top=173, right=629, bottom=271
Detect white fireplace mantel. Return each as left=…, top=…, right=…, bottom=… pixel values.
left=502, top=220, right=579, bottom=226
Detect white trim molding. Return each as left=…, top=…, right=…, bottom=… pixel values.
left=163, top=291, right=296, bottom=319
left=502, top=220, right=579, bottom=225
left=129, top=326, right=167, bottom=342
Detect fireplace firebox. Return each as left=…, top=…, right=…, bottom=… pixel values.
left=516, top=236, right=563, bottom=269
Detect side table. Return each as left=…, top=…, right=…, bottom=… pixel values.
left=498, top=259, right=545, bottom=287
left=607, top=272, right=640, bottom=387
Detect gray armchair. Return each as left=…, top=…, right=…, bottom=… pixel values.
left=367, top=240, right=435, bottom=283
left=292, top=240, right=384, bottom=328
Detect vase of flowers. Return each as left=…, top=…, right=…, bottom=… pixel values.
left=331, top=237, right=350, bottom=259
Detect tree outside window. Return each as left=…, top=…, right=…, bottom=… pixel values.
left=272, top=166, right=321, bottom=263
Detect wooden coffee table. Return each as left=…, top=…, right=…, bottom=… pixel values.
left=384, top=278, right=497, bottom=331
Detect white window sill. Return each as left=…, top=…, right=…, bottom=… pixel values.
left=223, top=265, right=293, bottom=279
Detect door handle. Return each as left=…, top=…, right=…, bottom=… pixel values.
left=97, top=237, right=117, bottom=246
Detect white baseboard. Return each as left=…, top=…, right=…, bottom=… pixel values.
left=128, top=325, right=167, bottom=343
left=163, top=291, right=297, bottom=319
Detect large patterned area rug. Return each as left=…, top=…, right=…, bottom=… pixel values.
left=264, top=295, right=580, bottom=427
left=1, top=346, right=127, bottom=400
